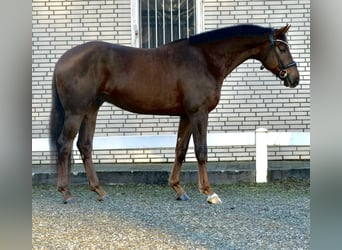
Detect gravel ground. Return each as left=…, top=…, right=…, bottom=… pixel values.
left=32, top=181, right=310, bottom=249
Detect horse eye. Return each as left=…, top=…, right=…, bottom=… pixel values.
left=279, top=45, right=287, bottom=53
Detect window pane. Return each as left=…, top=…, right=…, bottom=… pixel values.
left=188, top=0, right=195, bottom=36
left=172, top=0, right=179, bottom=41
left=180, top=0, right=187, bottom=38
left=140, top=0, right=148, bottom=48
left=140, top=0, right=197, bottom=48
left=149, top=0, right=156, bottom=48
left=157, top=1, right=164, bottom=47
left=164, top=0, right=172, bottom=44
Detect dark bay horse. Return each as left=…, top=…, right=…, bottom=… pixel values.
left=50, top=24, right=299, bottom=204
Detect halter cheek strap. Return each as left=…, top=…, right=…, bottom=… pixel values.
left=261, top=29, right=297, bottom=80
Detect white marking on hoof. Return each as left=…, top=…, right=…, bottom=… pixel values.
left=207, top=193, right=222, bottom=204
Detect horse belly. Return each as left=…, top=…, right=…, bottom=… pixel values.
left=97, top=44, right=190, bottom=115
left=103, top=80, right=184, bottom=116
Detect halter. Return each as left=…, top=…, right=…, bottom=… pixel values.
left=260, top=29, right=297, bottom=80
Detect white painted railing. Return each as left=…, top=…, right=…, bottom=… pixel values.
left=32, top=129, right=310, bottom=183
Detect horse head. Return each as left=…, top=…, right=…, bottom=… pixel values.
left=260, top=25, right=299, bottom=88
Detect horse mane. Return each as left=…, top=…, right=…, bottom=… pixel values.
left=189, top=24, right=272, bottom=45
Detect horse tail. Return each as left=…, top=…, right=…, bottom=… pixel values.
left=50, top=71, right=62, bottom=151
left=49, top=71, right=71, bottom=171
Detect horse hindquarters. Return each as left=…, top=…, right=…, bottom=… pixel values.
left=50, top=72, right=85, bottom=203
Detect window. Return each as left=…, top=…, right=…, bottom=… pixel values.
left=132, top=0, right=202, bottom=48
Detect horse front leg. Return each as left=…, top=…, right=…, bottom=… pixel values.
left=190, top=111, right=222, bottom=204
left=169, top=115, right=192, bottom=201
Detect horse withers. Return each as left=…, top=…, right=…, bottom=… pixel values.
left=50, top=24, right=299, bottom=204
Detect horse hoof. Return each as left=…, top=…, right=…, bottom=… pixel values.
left=176, top=193, right=190, bottom=201
left=98, top=194, right=112, bottom=202
left=63, top=197, right=76, bottom=204
left=207, top=193, right=222, bottom=204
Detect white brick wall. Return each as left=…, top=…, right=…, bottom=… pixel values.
left=32, top=0, right=310, bottom=165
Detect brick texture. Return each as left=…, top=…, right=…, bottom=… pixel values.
left=32, top=0, right=310, bottom=164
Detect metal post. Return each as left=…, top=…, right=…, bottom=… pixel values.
left=155, top=0, right=158, bottom=47
left=255, top=128, right=268, bottom=183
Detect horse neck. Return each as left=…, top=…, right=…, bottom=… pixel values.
left=197, top=36, right=267, bottom=82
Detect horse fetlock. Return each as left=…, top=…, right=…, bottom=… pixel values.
left=169, top=181, right=188, bottom=198
left=198, top=183, right=211, bottom=195
left=169, top=178, right=182, bottom=190
left=58, top=186, right=74, bottom=203
left=90, top=184, right=106, bottom=197
left=169, top=180, right=179, bottom=188
left=58, top=186, right=69, bottom=194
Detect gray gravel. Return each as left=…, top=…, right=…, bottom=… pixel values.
left=32, top=181, right=310, bottom=249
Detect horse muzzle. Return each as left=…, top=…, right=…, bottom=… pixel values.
left=279, top=61, right=299, bottom=88
left=283, top=73, right=299, bottom=88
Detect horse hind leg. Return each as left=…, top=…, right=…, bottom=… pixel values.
left=77, top=108, right=108, bottom=201
left=169, top=115, right=192, bottom=201
left=56, top=113, right=84, bottom=204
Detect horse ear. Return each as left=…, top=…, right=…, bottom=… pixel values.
left=276, top=24, right=291, bottom=36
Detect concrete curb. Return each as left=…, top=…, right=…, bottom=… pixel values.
left=32, top=160, right=310, bottom=185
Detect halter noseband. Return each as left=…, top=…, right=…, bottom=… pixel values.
left=260, top=29, right=297, bottom=80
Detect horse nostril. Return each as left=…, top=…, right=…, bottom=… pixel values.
left=279, top=70, right=288, bottom=79
left=294, top=78, right=300, bottom=87
left=289, top=77, right=299, bottom=88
